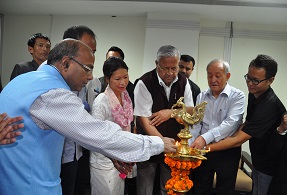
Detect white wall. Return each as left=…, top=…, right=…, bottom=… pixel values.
left=142, top=13, right=200, bottom=81
left=1, top=15, right=146, bottom=85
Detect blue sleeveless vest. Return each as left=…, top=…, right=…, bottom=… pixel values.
left=0, top=65, right=70, bottom=194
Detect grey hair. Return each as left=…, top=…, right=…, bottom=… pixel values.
left=206, top=59, right=230, bottom=73
left=156, top=45, right=180, bottom=62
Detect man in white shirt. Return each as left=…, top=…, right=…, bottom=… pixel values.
left=134, top=45, right=194, bottom=195
left=190, top=59, right=245, bottom=195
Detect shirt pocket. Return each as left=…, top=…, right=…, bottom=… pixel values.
left=218, top=109, right=228, bottom=122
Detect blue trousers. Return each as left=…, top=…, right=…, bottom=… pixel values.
left=252, top=168, right=272, bottom=195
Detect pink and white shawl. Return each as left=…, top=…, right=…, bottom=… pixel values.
left=104, top=85, right=133, bottom=132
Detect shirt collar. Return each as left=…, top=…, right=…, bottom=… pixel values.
left=207, top=83, right=232, bottom=97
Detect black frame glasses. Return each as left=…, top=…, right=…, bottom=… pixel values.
left=70, top=57, right=93, bottom=73
left=244, top=74, right=269, bottom=85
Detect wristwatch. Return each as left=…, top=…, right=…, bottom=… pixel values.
left=276, top=127, right=287, bottom=135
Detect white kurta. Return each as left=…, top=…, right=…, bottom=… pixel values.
left=90, top=93, right=125, bottom=195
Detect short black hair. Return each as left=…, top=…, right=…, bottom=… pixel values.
left=180, top=54, right=195, bottom=67
left=27, top=33, right=50, bottom=47
left=103, top=57, right=128, bottom=79
left=249, top=54, right=278, bottom=78
left=106, top=46, right=125, bottom=60
left=63, top=25, right=96, bottom=40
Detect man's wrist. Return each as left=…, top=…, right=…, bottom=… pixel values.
left=276, top=127, right=287, bottom=135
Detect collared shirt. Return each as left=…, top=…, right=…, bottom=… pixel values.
left=242, top=87, right=286, bottom=175
left=134, top=71, right=194, bottom=117
left=190, top=83, right=245, bottom=145
left=30, top=88, right=163, bottom=163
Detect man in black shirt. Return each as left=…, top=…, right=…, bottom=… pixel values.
left=207, top=54, right=286, bottom=195
left=267, top=112, right=287, bottom=195
left=10, top=33, right=51, bottom=80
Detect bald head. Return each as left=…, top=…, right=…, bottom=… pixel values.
left=47, top=39, right=93, bottom=65
left=47, top=39, right=95, bottom=91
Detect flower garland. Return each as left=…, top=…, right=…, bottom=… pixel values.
left=164, top=156, right=202, bottom=195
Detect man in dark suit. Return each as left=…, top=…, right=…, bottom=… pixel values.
left=179, top=54, right=201, bottom=105
left=10, top=33, right=51, bottom=80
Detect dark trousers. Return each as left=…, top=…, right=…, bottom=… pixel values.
left=60, top=160, right=78, bottom=195
left=193, top=146, right=241, bottom=195
left=74, top=148, right=91, bottom=195
left=125, top=177, right=137, bottom=195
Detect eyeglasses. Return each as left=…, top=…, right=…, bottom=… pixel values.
left=157, top=64, right=178, bottom=73
left=70, top=57, right=93, bottom=74
left=244, top=74, right=269, bottom=85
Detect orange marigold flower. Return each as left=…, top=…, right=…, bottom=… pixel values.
left=170, top=161, right=176, bottom=167
left=164, top=156, right=201, bottom=194
left=196, top=160, right=202, bottom=167
left=186, top=179, right=193, bottom=189
left=181, top=161, right=187, bottom=169
left=185, top=162, right=191, bottom=170
left=176, top=161, right=181, bottom=169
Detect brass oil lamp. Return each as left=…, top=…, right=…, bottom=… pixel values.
left=165, top=97, right=208, bottom=194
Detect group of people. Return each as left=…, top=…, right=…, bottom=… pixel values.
left=0, top=24, right=286, bottom=195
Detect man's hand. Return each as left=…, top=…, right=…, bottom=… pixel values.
left=282, top=113, right=287, bottom=129
left=0, top=113, right=23, bottom=145
left=162, top=137, right=177, bottom=153
left=277, top=112, right=287, bottom=134
left=190, top=136, right=206, bottom=149
left=110, top=158, right=134, bottom=175
left=149, top=109, right=172, bottom=126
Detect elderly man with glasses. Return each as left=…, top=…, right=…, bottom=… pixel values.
left=134, top=45, right=194, bottom=195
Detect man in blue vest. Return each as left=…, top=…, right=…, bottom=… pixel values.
left=0, top=39, right=177, bottom=195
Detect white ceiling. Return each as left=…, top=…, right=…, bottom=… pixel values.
left=0, top=0, right=287, bottom=26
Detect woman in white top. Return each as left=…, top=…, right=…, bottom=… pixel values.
left=90, top=57, right=134, bottom=195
